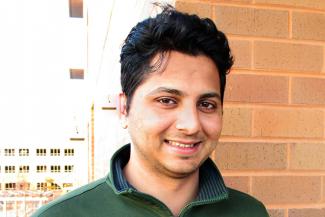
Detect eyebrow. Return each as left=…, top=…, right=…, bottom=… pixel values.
left=200, top=92, right=221, bottom=101
left=148, top=87, right=221, bottom=100
left=148, top=87, right=185, bottom=96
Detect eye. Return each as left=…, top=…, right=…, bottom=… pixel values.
left=198, top=101, right=217, bottom=113
left=156, top=97, right=177, bottom=107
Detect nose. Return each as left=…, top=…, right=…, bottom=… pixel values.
left=175, top=106, right=201, bottom=135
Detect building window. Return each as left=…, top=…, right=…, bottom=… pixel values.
left=51, top=165, right=61, bottom=173
left=5, top=166, right=15, bottom=173
left=51, top=183, right=61, bottom=190
left=37, top=182, right=47, bottom=190
left=17, top=182, right=30, bottom=190
left=50, top=149, right=60, bottom=156
left=36, top=148, right=46, bottom=156
left=19, top=165, right=29, bottom=173
left=70, top=68, right=84, bottom=79
left=64, top=165, right=74, bottom=173
left=36, top=165, right=47, bottom=173
left=4, top=149, right=15, bottom=156
left=63, top=183, right=73, bottom=188
left=5, top=183, right=16, bottom=190
left=19, top=148, right=29, bottom=156
left=69, top=0, right=83, bottom=18
left=64, top=149, right=74, bottom=156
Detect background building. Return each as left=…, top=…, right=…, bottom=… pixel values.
left=0, top=0, right=88, bottom=215
left=0, top=143, right=86, bottom=191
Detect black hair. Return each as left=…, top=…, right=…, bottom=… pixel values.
left=120, top=5, right=233, bottom=112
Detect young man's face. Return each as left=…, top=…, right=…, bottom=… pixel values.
left=125, top=51, right=222, bottom=178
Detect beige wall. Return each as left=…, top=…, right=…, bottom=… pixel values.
left=176, top=1, right=325, bottom=217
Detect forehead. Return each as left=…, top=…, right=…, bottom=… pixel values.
left=139, top=51, right=220, bottom=92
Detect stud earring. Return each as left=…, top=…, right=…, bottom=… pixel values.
left=121, top=118, right=128, bottom=129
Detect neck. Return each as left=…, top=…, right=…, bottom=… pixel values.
left=123, top=151, right=199, bottom=217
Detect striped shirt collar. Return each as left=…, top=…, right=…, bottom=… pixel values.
left=109, top=144, right=228, bottom=201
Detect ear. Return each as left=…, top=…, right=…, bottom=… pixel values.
left=118, top=93, right=128, bottom=128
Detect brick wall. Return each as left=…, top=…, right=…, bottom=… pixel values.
left=176, top=1, right=325, bottom=217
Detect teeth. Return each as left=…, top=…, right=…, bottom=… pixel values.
left=168, top=141, right=195, bottom=148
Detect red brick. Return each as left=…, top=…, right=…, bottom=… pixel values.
left=225, top=74, right=289, bottom=103
left=215, top=142, right=287, bottom=170
left=267, top=209, right=285, bottom=217
left=252, top=176, right=321, bottom=204
left=293, top=12, right=325, bottom=41
left=253, top=108, right=324, bottom=138
left=229, top=40, right=252, bottom=69
left=289, top=208, right=325, bottom=217
left=223, top=176, right=250, bottom=193
left=221, top=107, right=252, bottom=137
left=290, top=143, right=325, bottom=170
left=175, top=1, right=212, bottom=18
left=214, top=6, right=288, bottom=38
left=291, top=77, right=325, bottom=105
left=254, top=41, right=323, bottom=73
left=255, top=0, right=325, bottom=10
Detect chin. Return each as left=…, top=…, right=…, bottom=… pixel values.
left=164, top=163, right=200, bottom=178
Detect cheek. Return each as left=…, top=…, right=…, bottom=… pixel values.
left=129, top=108, right=175, bottom=133
left=201, top=115, right=223, bottom=139
left=145, top=112, right=175, bottom=132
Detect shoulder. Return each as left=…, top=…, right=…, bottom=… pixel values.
left=222, top=188, right=269, bottom=217
left=31, top=177, right=110, bottom=217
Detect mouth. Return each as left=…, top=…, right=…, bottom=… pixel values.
left=164, top=139, right=201, bottom=155
left=165, top=140, right=200, bottom=148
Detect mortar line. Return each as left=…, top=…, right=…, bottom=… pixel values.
left=219, top=137, right=325, bottom=144
left=228, top=35, right=325, bottom=46
left=285, top=208, right=289, bottom=217
left=321, top=176, right=324, bottom=202
left=288, top=76, right=292, bottom=104
left=223, top=102, right=325, bottom=109
left=249, top=176, right=253, bottom=194
left=219, top=136, right=325, bottom=143
left=323, top=46, right=325, bottom=73
left=178, top=0, right=325, bottom=14
left=251, top=39, right=255, bottom=70
left=267, top=203, right=325, bottom=209
left=222, top=171, right=325, bottom=176
left=229, top=69, right=325, bottom=78
left=287, top=143, right=291, bottom=171
left=251, top=105, right=255, bottom=138
left=323, top=109, right=325, bottom=138
left=289, top=10, right=293, bottom=39
left=253, top=3, right=325, bottom=14
left=211, top=1, right=216, bottom=21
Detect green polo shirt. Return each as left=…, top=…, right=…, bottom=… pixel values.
left=32, top=144, right=269, bottom=217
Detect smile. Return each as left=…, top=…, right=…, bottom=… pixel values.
left=165, top=140, right=200, bottom=148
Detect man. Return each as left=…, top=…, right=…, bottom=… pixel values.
left=32, top=5, right=269, bottom=217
